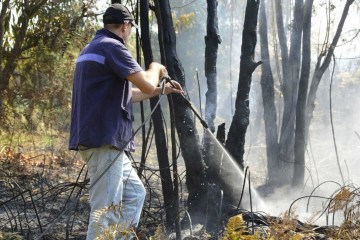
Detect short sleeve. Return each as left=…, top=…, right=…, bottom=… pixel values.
left=106, top=43, right=143, bottom=79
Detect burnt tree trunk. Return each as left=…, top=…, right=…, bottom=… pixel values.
left=267, top=0, right=305, bottom=186
left=292, top=0, right=314, bottom=188
left=139, top=0, right=177, bottom=228
left=204, top=0, right=221, bottom=133
left=225, top=0, right=261, bottom=169
left=258, top=1, right=279, bottom=186
left=216, top=123, right=226, bottom=145
left=277, top=0, right=304, bottom=184
left=156, top=0, right=208, bottom=223
left=202, top=0, right=222, bottom=231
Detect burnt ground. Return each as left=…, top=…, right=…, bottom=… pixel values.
left=0, top=148, right=89, bottom=239
left=0, top=147, right=190, bottom=239
left=1, top=147, right=359, bottom=240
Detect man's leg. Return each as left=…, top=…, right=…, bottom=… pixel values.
left=80, top=145, right=126, bottom=240
left=121, top=153, right=146, bottom=227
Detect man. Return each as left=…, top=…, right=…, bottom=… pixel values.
left=69, top=3, right=183, bottom=239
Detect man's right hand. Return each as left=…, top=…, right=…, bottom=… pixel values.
left=149, top=62, right=167, bottom=78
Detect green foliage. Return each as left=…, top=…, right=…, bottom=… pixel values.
left=221, top=214, right=260, bottom=240
left=0, top=0, right=99, bottom=134
left=173, top=12, right=196, bottom=33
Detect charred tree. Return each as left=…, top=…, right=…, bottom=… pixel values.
left=139, top=0, right=176, bottom=227
left=277, top=0, right=304, bottom=184
left=260, top=0, right=304, bottom=186
left=204, top=0, right=221, bottom=133
left=258, top=1, right=279, bottom=187
left=202, top=0, right=223, bottom=231
left=156, top=0, right=208, bottom=224
left=225, top=0, right=261, bottom=169
left=292, top=0, right=314, bottom=187
left=216, top=123, right=226, bottom=145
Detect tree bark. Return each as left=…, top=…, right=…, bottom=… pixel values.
left=259, top=1, right=280, bottom=186
left=216, top=123, right=226, bottom=145
left=139, top=0, right=177, bottom=227
left=292, top=0, right=314, bottom=188
left=225, top=0, right=261, bottom=169
left=273, top=0, right=289, bottom=68
left=202, top=0, right=222, bottom=230
left=204, top=0, right=221, bottom=133
left=156, top=0, right=208, bottom=223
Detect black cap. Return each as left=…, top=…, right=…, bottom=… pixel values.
left=103, top=4, right=138, bottom=29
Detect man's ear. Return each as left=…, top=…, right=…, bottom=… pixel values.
left=121, top=24, right=127, bottom=32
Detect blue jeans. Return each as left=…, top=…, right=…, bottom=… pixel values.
left=79, top=145, right=146, bottom=240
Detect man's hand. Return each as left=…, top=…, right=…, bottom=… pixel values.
left=132, top=79, right=184, bottom=102
left=149, top=62, right=167, bottom=79
left=164, top=80, right=184, bottom=95
left=143, top=62, right=183, bottom=95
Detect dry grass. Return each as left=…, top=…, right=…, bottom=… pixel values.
left=218, top=186, right=360, bottom=240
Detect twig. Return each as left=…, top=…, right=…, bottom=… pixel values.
left=329, top=53, right=345, bottom=185
left=306, top=180, right=342, bottom=212
left=236, top=166, right=249, bottom=209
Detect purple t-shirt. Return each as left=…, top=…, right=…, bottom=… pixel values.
left=69, top=29, right=143, bottom=151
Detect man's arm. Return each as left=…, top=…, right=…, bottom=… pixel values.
left=127, top=62, right=164, bottom=94
left=127, top=62, right=183, bottom=102
left=132, top=80, right=183, bottom=103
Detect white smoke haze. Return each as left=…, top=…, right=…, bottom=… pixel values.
left=171, top=0, right=360, bottom=226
